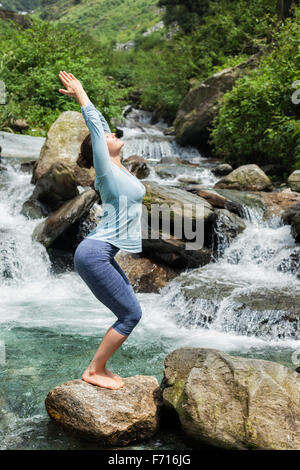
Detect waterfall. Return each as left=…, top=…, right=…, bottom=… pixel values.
left=1, top=109, right=300, bottom=450
left=160, top=203, right=300, bottom=339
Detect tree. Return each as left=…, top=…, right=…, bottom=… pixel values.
left=276, top=0, right=294, bottom=19
left=157, top=0, right=210, bottom=33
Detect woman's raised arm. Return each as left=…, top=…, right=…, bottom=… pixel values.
left=58, top=71, right=112, bottom=178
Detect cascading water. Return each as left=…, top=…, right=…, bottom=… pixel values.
left=160, top=203, right=300, bottom=339
left=0, top=108, right=300, bottom=450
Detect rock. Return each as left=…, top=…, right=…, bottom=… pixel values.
left=177, top=176, right=200, bottom=184
left=0, top=130, right=45, bottom=160
left=21, top=198, right=49, bottom=219
left=162, top=268, right=300, bottom=338
left=141, top=181, right=214, bottom=269
left=174, top=53, right=262, bottom=147
left=291, top=212, right=300, bottom=242
left=163, top=126, right=175, bottom=136
left=214, top=164, right=273, bottom=191
left=4, top=118, right=29, bottom=132
left=256, top=189, right=300, bottom=219
left=73, top=165, right=96, bottom=188
left=0, top=7, right=31, bottom=27
left=45, top=376, right=162, bottom=446
left=288, top=170, right=300, bottom=192
left=161, top=348, right=300, bottom=450
left=154, top=163, right=207, bottom=183
left=281, top=202, right=300, bottom=242
left=277, top=249, right=300, bottom=278
left=114, top=251, right=179, bottom=293
left=123, top=155, right=150, bottom=179
left=211, top=163, right=233, bottom=176
left=210, top=208, right=246, bottom=256
left=188, top=189, right=243, bottom=216
left=32, top=111, right=89, bottom=183
left=24, top=162, right=79, bottom=215
left=32, top=189, right=99, bottom=248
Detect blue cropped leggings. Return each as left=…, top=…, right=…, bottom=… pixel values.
left=73, top=238, right=142, bottom=336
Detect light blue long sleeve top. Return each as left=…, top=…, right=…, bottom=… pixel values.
left=80, top=101, right=146, bottom=253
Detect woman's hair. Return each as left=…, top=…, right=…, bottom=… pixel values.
left=76, top=133, right=123, bottom=169
left=77, top=133, right=93, bottom=168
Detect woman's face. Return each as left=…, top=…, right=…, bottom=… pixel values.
left=105, top=132, right=125, bottom=156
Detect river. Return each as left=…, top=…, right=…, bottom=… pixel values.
left=0, top=107, right=299, bottom=449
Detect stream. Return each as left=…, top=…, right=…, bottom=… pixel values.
left=0, top=107, right=299, bottom=450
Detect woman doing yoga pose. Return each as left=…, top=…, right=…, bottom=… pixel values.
left=58, top=71, right=146, bottom=390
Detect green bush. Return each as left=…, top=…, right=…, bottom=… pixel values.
left=0, top=18, right=128, bottom=136
left=210, top=5, right=300, bottom=175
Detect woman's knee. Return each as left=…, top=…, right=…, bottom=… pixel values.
left=128, top=304, right=142, bottom=328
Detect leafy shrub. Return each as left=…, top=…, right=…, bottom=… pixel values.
left=210, top=4, right=300, bottom=175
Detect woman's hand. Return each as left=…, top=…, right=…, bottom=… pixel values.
left=58, top=71, right=84, bottom=98
left=58, top=71, right=90, bottom=107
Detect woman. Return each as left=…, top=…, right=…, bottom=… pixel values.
left=58, top=71, right=146, bottom=390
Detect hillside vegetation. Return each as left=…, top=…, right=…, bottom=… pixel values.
left=0, top=0, right=299, bottom=173
left=33, top=0, right=163, bottom=45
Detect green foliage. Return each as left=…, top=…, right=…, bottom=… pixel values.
left=34, top=0, right=162, bottom=45
left=102, top=0, right=278, bottom=123
left=210, top=5, right=300, bottom=175
left=0, top=17, right=129, bottom=136
left=0, top=0, right=41, bottom=12
left=158, top=0, right=210, bottom=33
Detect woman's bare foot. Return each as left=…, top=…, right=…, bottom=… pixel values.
left=104, top=367, right=125, bottom=385
left=81, top=368, right=124, bottom=390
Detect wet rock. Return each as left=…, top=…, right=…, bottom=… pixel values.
left=161, top=348, right=300, bottom=450
left=4, top=118, right=29, bottom=132
left=288, top=170, right=300, bottom=193
left=32, top=189, right=99, bottom=248
left=210, top=208, right=246, bottom=256
left=114, top=251, right=179, bottom=293
left=174, top=53, right=262, bottom=147
left=154, top=163, right=204, bottom=181
left=0, top=130, right=45, bottom=160
left=23, top=162, right=79, bottom=216
left=277, top=249, right=300, bottom=278
left=188, top=189, right=243, bottom=216
left=211, top=163, right=232, bottom=176
left=291, top=212, right=300, bottom=242
left=45, top=376, right=162, bottom=446
left=163, top=126, right=175, bottom=136
left=73, top=165, right=96, bottom=188
left=281, top=202, right=300, bottom=242
left=257, top=189, right=300, bottom=219
left=32, top=111, right=89, bottom=183
left=141, top=181, right=214, bottom=269
left=214, top=164, right=273, bottom=192
left=21, top=198, right=49, bottom=219
left=123, top=155, right=150, bottom=179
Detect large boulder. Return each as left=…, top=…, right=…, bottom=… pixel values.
left=123, top=155, right=150, bottom=179
left=32, top=189, right=99, bottom=248
left=214, top=164, right=273, bottom=191
left=141, top=181, right=246, bottom=269
left=31, top=110, right=89, bottom=183
left=141, top=181, right=214, bottom=269
left=288, top=170, right=300, bottom=193
left=114, top=251, right=179, bottom=293
left=291, top=212, right=300, bottom=242
left=161, top=348, right=300, bottom=450
left=22, top=162, right=79, bottom=216
left=174, top=53, right=262, bottom=147
left=45, top=376, right=162, bottom=446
